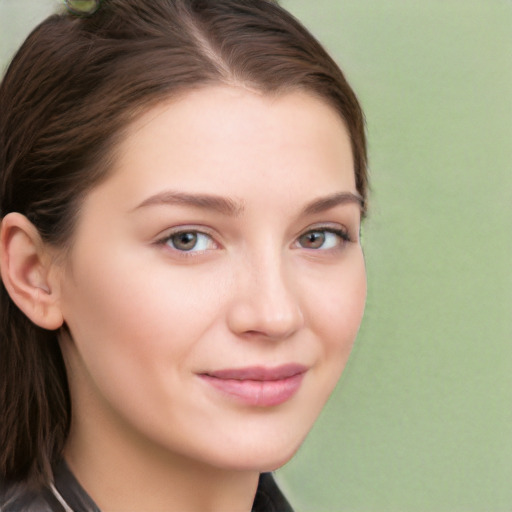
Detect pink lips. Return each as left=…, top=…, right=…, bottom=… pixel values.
left=199, top=364, right=307, bottom=407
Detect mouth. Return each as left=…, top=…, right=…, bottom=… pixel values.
left=198, top=364, right=307, bottom=407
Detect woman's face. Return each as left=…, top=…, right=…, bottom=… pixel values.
left=57, top=86, right=366, bottom=472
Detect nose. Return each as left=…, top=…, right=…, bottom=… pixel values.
left=226, top=252, right=305, bottom=341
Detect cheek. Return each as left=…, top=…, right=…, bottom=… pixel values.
left=60, top=245, right=243, bottom=397
left=59, top=253, right=229, bottom=440
left=97, top=276, right=197, bottom=351
left=305, top=252, right=366, bottom=370
left=59, top=251, right=217, bottom=391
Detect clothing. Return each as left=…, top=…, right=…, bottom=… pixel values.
left=1, top=461, right=294, bottom=512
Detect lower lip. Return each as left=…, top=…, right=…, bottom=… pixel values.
left=199, top=373, right=305, bottom=407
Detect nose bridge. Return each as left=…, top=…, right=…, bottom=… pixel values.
left=227, top=243, right=304, bottom=340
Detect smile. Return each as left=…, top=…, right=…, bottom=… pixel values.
left=199, top=364, right=308, bottom=407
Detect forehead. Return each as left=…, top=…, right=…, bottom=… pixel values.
left=88, top=85, right=357, bottom=216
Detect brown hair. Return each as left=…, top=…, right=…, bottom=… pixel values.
left=0, top=0, right=367, bottom=485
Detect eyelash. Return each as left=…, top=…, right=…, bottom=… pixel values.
left=155, top=225, right=351, bottom=256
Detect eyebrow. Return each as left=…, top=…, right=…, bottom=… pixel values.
left=133, top=191, right=245, bottom=216
left=133, top=190, right=364, bottom=217
left=301, top=192, right=365, bottom=216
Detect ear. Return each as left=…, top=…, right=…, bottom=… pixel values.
left=0, top=212, right=64, bottom=330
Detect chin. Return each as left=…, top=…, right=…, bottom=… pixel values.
left=211, top=432, right=307, bottom=473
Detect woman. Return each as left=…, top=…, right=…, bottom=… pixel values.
left=0, top=0, right=368, bottom=510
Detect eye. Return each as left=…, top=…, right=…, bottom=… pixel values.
left=161, top=231, right=217, bottom=252
left=296, top=228, right=350, bottom=250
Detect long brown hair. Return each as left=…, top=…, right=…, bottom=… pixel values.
left=0, top=0, right=367, bottom=485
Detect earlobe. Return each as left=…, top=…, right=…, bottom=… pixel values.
left=0, top=213, right=64, bottom=330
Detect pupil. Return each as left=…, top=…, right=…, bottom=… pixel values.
left=174, top=232, right=197, bottom=250
left=302, top=232, right=325, bottom=248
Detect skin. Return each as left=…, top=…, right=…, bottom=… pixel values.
left=2, top=86, right=366, bottom=511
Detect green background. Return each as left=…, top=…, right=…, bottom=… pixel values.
left=1, top=1, right=511, bottom=510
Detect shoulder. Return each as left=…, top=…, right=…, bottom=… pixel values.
left=0, top=479, right=66, bottom=512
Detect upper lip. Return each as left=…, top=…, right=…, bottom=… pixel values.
left=202, top=364, right=308, bottom=381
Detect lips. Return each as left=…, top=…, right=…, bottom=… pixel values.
left=199, top=364, right=307, bottom=407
